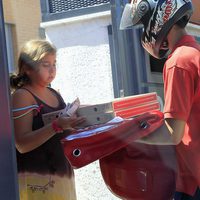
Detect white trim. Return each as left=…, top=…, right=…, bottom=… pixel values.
left=40, top=10, right=111, bottom=28
left=5, top=23, right=15, bottom=73
left=186, top=22, right=200, bottom=37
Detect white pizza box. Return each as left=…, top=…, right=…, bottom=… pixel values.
left=79, top=112, right=115, bottom=127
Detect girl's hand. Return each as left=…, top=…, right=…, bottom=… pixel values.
left=57, top=116, right=85, bottom=130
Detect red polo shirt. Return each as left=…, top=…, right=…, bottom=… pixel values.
left=163, top=35, right=200, bottom=195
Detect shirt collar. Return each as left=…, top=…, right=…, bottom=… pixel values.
left=171, top=35, right=196, bottom=52
left=167, top=35, right=196, bottom=59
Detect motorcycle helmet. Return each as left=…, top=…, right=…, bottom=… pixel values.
left=120, top=0, right=193, bottom=58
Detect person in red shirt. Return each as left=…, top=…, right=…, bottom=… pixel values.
left=120, top=0, right=200, bottom=199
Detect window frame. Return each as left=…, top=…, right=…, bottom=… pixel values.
left=40, top=0, right=111, bottom=22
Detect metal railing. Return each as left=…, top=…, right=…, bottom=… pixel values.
left=49, top=0, right=110, bottom=13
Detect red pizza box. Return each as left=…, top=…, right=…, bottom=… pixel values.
left=112, top=92, right=158, bottom=111
left=114, top=101, right=160, bottom=119
left=76, top=92, right=161, bottom=126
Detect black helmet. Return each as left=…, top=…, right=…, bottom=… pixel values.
left=120, top=0, right=193, bottom=59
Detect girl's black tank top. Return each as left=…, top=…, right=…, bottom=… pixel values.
left=16, top=87, right=73, bottom=177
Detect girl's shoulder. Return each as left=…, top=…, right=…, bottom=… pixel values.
left=12, top=88, right=33, bottom=99
left=12, top=88, right=40, bottom=118
left=12, top=88, right=36, bottom=108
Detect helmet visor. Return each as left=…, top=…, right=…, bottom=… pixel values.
left=120, top=3, right=141, bottom=30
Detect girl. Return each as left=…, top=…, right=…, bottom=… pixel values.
left=10, top=39, right=84, bottom=200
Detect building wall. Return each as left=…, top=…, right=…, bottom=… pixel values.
left=41, top=12, right=114, bottom=105
left=3, top=0, right=41, bottom=68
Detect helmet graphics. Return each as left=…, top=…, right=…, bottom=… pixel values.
left=120, top=0, right=193, bottom=58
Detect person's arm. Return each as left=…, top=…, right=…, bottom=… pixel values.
left=138, top=61, right=195, bottom=145
left=12, top=89, right=84, bottom=153
left=136, top=118, right=185, bottom=145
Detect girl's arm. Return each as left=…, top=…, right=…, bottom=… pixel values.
left=12, top=89, right=84, bottom=153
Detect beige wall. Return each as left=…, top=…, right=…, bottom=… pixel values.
left=3, top=0, right=41, bottom=68
left=190, top=0, right=200, bottom=25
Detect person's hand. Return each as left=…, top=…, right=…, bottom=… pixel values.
left=57, top=116, right=85, bottom=130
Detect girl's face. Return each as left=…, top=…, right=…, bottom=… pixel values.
left=28, top=53, right=57, bottom=87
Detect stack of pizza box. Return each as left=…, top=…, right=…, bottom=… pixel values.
left=77, top=92, right=160, bottom=127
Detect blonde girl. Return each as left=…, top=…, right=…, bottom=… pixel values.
left=10, top=39, right=84, bottom=200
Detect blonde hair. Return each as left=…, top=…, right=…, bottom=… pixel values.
left=10, top=39, right=57, bottom=89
